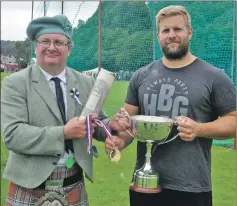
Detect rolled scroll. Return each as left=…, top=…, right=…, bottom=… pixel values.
left=81, top=68, right=116, bottom=116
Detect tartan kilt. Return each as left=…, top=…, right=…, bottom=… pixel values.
left=5, top=165, right=88, bottom=206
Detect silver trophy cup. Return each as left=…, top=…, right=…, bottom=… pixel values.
left=129, top=115, right=179, bottom=193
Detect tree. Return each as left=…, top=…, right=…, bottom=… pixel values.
left=15, top=38, right=31, bottom=64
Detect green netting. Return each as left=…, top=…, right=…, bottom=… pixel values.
left=147, top=1, right=236, bottom=85
left=31, top=1, right=236, bottom=85
left=30, top=1, right=236, bottom=148
left=67, top=1, right=154, bottom=81
left=99, top=1, right=153, bottom=80
left=213, top=140, right=234, bottom=147
left=30, top=1, right=236, bottom=147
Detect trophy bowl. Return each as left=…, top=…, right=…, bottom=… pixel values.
left=129, top=115, right=179, bottom=194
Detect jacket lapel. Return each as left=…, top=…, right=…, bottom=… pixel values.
left=31, top=64, right=63, bottom=124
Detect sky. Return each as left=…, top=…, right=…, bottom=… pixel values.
left=1, top=1, right=99, bottom=41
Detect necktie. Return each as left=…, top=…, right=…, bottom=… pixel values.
left=51, top=77, right=74, bottom=152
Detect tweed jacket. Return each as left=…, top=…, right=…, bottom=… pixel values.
left=1, top=64, right=108, bottom=188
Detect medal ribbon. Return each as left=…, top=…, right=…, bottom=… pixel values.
left=86, top=114, right=112, bottom=155
left=70, top=88, right=113, bottom=156
left=93, top=119, right=112, bottom=139
left=86, top=114, right=94, bottom=154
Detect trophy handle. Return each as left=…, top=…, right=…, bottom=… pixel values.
left=125, top=120, right=136, bottom=139
left=158, top=134, right=179, bottom=145
left=158, top=121, right=179, bottom=145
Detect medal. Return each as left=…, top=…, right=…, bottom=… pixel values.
left=108, top=148, right=121, bottom=162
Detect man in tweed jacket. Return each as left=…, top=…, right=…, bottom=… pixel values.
left=1, top=15, right=112, bottom=206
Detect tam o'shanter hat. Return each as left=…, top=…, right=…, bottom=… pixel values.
left=26, top=14, right=73, bottom=41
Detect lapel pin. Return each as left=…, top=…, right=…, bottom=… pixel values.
left=70, top=88, right=82, bottom=105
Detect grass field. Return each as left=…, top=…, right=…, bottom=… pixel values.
left=1, top=73, right=236, bottom=206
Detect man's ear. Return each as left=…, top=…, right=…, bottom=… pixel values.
left=68, top=48, right=72, bottom=56
left=157, top=32, right=160, bottom=42
left=188, top=28, right=193, bottom=40
left=34, top=43, right=37, bottom=55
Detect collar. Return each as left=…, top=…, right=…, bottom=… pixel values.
left=39, top=66, right=67, bottom=84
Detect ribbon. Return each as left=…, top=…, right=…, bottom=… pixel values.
left=86, top=114, right=113, bottom=158
left=87, top=116, right=124, bottom=163
left=70, top=88, right=113, bottom=158
left=86, top=114, right=94, bottom=155
left=93, top=118, right=112, bottom=140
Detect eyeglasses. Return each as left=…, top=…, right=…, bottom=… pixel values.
left=36, top=40, right=69, bottom=49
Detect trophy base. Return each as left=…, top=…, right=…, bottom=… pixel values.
left=130, top=184, right=162, bottom=194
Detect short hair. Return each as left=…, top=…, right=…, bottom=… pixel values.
left=156, top=5, right=192, bottom=32
left=67, top=39, right=74, bottom=49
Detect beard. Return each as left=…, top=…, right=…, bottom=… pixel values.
left=161, top=39, right=189, bottom=60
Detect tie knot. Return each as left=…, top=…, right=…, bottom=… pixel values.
left=51, top=77, right=61, bottom=85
